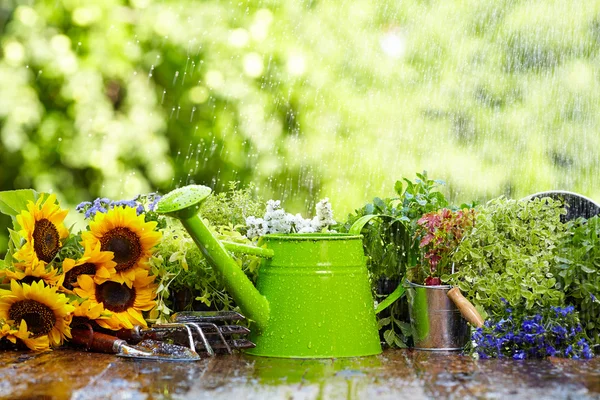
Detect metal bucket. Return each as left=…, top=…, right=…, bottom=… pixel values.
left=404, top=281, right=470, bottom=350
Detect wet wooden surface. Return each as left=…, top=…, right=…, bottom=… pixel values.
left=0, top=349, right=598, bottom=399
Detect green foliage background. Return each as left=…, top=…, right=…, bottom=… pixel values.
left=2, top=0, right=600, bottom=254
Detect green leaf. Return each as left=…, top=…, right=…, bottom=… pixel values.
left=395, top=320, right=412, bottom=337
left=393, top=336, right=408, bottom=348
left=394, top=181, right=403, bottom=196
left=580, top=266, right=596, bottom=274
left=0, top=189, right=39, bottom=220
left=383, top=329, right=395, bottom=347
left=373, top=197, right=386, bottom=211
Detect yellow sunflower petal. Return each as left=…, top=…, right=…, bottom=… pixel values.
left=127, top=308, right=147, bottom=327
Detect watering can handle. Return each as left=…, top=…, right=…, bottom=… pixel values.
left=350, top=214, right=407, bottom=314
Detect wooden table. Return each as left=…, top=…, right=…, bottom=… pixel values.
left=0, top=349, right=598, bottom=399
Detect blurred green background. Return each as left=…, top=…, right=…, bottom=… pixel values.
left=1, top=0, right=600, bottom=254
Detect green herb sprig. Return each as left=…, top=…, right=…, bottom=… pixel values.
left=554, top=215, right=600, bottom=344
left=446, top=196, right=567, bottom=318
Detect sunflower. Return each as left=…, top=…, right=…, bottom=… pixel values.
left=0, top=280, right=74, bottom=347
left=1, top=259, right=61, bottom=287
left=14, top=194, right=69, bottom=264
left=74, top=270, right=157, bottom=330
left=0, top=320, right=50, bottom=352
left=61, top=240, right=117, bottom=291
left=70, top=299, right=113, bottom=330
left=81, top=207, right=161, bottom=287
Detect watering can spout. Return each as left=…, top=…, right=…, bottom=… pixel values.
left=155, top=185, right=271, bottom=332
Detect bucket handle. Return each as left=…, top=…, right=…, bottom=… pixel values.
left=349, top=214, right=406, bottom=314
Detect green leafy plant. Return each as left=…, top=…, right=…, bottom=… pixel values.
left=343, top=172, right=449, bottom=281
left=341, top=172, right=450, bottom=347
left=411, top=208, right=476, bottom=285
left=149, top=220, right=261, bottom=322
left=445, top=196, right=567, bottom=318
left=199, top=182, right=265, bottom=230
left=149, top=182, right=264, bottom=322
left=554, top=216, right=600, bottom=344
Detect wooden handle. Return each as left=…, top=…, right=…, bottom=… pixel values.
left=447, top=287, right=484, bottom=328
left=72, top=328, right=125, bottom=354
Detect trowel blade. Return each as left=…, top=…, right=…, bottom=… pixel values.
left=116, top=339, right=201, bottom=362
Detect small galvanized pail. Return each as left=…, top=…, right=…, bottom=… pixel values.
left=405, top=281, right=470, bottom=350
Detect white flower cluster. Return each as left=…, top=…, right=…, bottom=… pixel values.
left=245, top=198, right=336, bottom=239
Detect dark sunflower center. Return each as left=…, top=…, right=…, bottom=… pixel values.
left=33, top=219, right=60, bottom=263
left=19, top=276, right=44, bottom=286
left=96, top=281, right=136, bottom=313
left=63, top=263, right=97, bottom=290
left=9, top=299, right=56, bottom=337
left=100, top=227, right=142, bottom=272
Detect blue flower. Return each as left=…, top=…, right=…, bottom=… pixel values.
left=113, top=199, right=137, bottom=208
left=136, top=204, right=145, bottom=215
left=513, top=351, right=526, bottom=360
left=522, top=319, right=542, bottom=333
left=552, top=306, right=575, bottom=317
left=148, top=194, right=162, bottom=211
left=76, top=201, right=92, bottom=211
left=93, top=198, right=111, bottom=207
left=84, top=208, right=96, bottom=219
left=544, top=345, right=557, bottom=356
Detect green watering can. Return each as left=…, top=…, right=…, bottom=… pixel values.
left=155, top=185, right=385, bottom=358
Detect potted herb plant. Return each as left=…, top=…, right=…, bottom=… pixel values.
left=342, top=172, right=451, bottom=348
left=404, top=207, right=477, bottom=350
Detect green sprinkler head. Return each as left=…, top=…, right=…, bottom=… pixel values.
left=155, top=185, right=212, bottom=220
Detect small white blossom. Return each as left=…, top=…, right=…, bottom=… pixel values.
left=313, top=198, right=336, bottom=230
left=245, top=216, right=266, bottom=239
left=245, top=198, right=336, bottom=240
left=293, top=213, right=315, bottom=233
left=265, top=199, right=281, bottom=214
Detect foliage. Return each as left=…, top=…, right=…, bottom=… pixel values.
left=199, top=182, right=265, bottom=230
left=411, top=207, right=476, bottom=285
left=469, top=301, right=593, bottom=360
left=341, top=172, right=450, bottom=347
left=554, top=216, right=600, bottom=344
left=343, top=172, right=449, bottom=281
left=148, top=219, right=260, bottom=322
left=148, top=182, right=264, bottom=321
left=445, top=197, right=567, bottom=317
